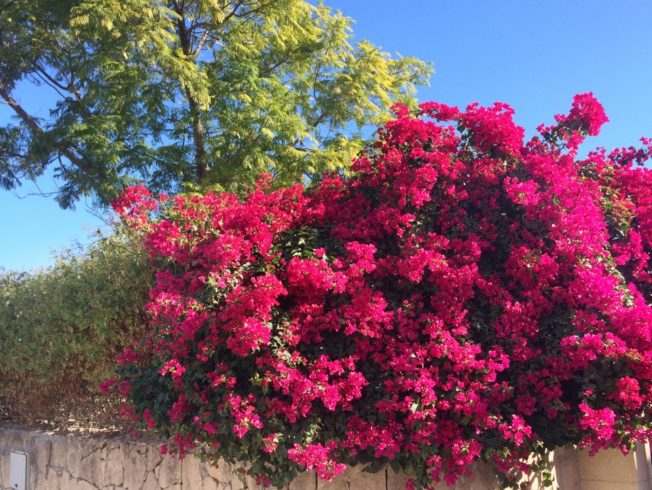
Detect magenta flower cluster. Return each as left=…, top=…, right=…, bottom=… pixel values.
left=110, top=93, right=652, bottom=489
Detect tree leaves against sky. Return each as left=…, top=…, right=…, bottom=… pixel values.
left=0, top=0, right=431, bottom=208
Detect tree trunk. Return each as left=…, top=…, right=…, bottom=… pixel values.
left=173, top=1, right=209, bottom=182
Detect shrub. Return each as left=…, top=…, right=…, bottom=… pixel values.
left=111, top=94, right=652, bottom=488
left=0, top=231, right=150, bottom=424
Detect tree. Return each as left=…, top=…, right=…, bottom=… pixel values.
left=0, top=0, right=431, bottom=208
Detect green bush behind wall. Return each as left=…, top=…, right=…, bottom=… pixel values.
left=0, top=230, right=150, bottom=425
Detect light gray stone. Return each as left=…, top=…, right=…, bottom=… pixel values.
left=48, top=435, right=70, bottom=471
left=79, top=439, right=106, bottom=484
left=29, top=440, right=51, bottom=490
left=143, top=469, right=161, bottom=490
left=123, top=444, right=149, bottom=489
left=156, top=453, right=182, bottom=487
left=77, top=479, right=100, bottom=490
left=67, top=437, right=84, bottom=479
left=103, top=446, right=125, bottom=487
left=453, top=461, right=499, bottom=490
left=577, top=446, right=639, bottom=484
left=289, top=470, right=317, bottom=490
left=317, top=465, right=386, bottom=490
left=146, top=444, right=163, bottom=473
left=181, top=455, right=221, bottom=490
left=205, top=459, right=227, bottom=483
left=387, top=468, right=410, bottom=490
left=48, top=470, right=76, bottom=490
left=181, top=455, right=204, bottom=489
left=228, top=462, right=262, bottom=490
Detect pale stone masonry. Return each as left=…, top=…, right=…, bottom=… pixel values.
left=0, top=425, right=651, bottom=489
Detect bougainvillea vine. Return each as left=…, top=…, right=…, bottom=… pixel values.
left=109, top=93, right=652, bottom=489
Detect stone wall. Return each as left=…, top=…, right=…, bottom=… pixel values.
left=0, top=425, right=650, bottom=489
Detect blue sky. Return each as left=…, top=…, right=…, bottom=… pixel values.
left=2, top=0, right=652, bottom=271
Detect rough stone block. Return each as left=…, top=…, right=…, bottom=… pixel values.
left=289, top=470, right=317, bottom=490
left=181, top=455, right=204, bottom=489
left=197, top=459, right=225, bottom=490
left=146, top=444, right=163, bottom=473
left=204, top=459, right=226, bottom=483
left=156, top=453, right=182, bottom=487
left=387, top=468, right=409, bottom=490
left=206, top=459, right=249, bottom=488
left=229, top=465, right=263, bottom=490
left=10, top=426, right=652, bottom=490
left=104, top=445, right=125, bottom=487
left=123, top=444, right=149, bottom=489
left=29, top=439, right=51, bottom=490
left=47, top=469, right=75, bottom=490
left=512, top=451, right=557, bottom=490
left=386, top=467, right=457, bottom=490
left=317, top=464, right=386, bottom=490
left=48, top=434, right=70, bottom=471
left=453, top=461, right=499, bottom=490
left=77, top=479, right=100, bottom=490
left=66, top=437, right=84, bottom=479
left=79, top=438, right=106, bottom=484
left=143, top=469, right=161, bottom=490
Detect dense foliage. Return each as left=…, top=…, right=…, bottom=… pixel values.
left=0, top=233, right=150, bottom=423
left=111, top=94, right=652, bottom=488
left=0, top=0, right=430, bottom=208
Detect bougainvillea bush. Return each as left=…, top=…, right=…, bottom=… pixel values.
left=109, top=94, right=652, bottom=489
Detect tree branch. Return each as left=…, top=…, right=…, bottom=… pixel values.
left=0, top=80, right=46, bottom=136
left=30, top=71, right=68, bottom=99
left=0, top=79, right=91, bottom=173
left=193, top=29, right=211, bottom=55
left=32, top=63, right=69, bottom=92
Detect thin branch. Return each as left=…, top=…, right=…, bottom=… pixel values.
left=32, top=63, right=69, bottom=92
left=0, top=80, right=47, bottom=136
left=13, top=165, right=63, bottom=199
left=14, top=189, right=62, bottom=199
left=30, top=71, right=68, bottom=100
left=193, top=29, right=210, bottom=55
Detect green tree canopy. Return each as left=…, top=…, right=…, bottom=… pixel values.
left=0, top=0, right=431, bottom=208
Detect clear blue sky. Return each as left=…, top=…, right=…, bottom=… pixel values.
left=2, top=0, right=652, bottom=271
